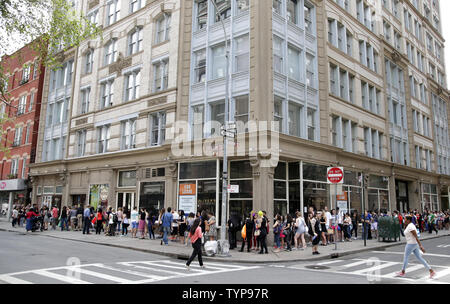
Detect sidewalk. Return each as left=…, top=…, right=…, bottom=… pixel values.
left=1, top=218, right=448, bottom=263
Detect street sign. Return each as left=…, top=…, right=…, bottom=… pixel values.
left=327, top=167, right=344, bottom=184
left=227, top=184, right=239, bottom=193
left=220, top=130, right=236, bottom=138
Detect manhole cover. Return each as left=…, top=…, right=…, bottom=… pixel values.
left=305, top=265, right=330, bottom=270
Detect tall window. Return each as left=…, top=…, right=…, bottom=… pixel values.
left=21, top=158, right=27, bottom=179
left=124, top=69, right=141, bottom=101
left=211, top=44, right=226, bottom=79
left=287, top=46, right=301, bottom=81
left=18, top=95, right=27, bottom=115
left=234, top=35, right=249, bottom=73
left=153, top=59, right=169, bottom=92
left=128, top=28, right=143, bottom=55
left=307, top=108, right=315, bottom=141
left=97, top=125, right=110, bottom=154
left=305, top=53, right=315, bottom=88
left=214, top=0, right=231, bottom=23
left=287, top=0, right=298, bottom=24
left=304, top=1, right=314, bottom=35
left=21, top=65, right=30, bottom=83
left=149, top=112, right=166, bottom=146
left=104, top=40, right=117, bottom=66
left=80, top=87, right=90, bottom=114
left=77, top=130, right=86, bottom=157
left=273, top=36, right=284, bottom=74
left=10, top=159, right=18, bottom=176
left=236, top=0, right=249, bottom=14
left=100, top=79, right=114, bottom=109
left=25, top=123, right=30, bottom=144
left=85, top=49, right=94, bottom=74
left=155, top=14, right=171, bottom=44
left=121, top=119, right=136, bottom=150
left=273, top=0, right=282, bottom=15
left=210, top=101, right=225, bottom=135
left=196, top=0, right=208, bottom=30
left=106, top=0, right=120, bottom=26
left=129, top=0, right=141, bottom=13
left=13, top=127, right=22, bottom=146
left=194, top=49, right=206, bottom=83
left=192, top=104, right=204, bottom=139
left=288, top=102, right=301, bottom=137
left=87, top=9, right=99, bottom=25
left=274, top=96, right=284, bottom=133
left=235, top=95, right=249, bottom=133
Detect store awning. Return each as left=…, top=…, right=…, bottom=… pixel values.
left=0, top=179, right=26, bottom=191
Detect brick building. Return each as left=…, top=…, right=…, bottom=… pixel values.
left=0, top=43, right=45, bottom=212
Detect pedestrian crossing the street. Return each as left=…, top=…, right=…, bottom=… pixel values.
left=0, top=260, right=261, bottom=284
left=289, top=256, right=450, bottom=284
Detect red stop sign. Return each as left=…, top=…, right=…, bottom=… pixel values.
left=327, top=167, right=344, bottom=184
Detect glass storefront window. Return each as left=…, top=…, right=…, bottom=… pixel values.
left=274, top=162, right=286, bottom=180
left=230, top=160, right=252, bottom=179
left=140, top=182, right=164, bottom=216
left=380, top=190, right=389, bottom=213
left=229, top=200, right=252, bottom=222
left=274, top=201, right=287, bottom=217
left=55, top=186, right=63, bottom=194
left=180, top=161, right=216, bottom=179
left=43, top=186, right=54, bottom=194
left=344, top=170, right=361, bottom=186
left=303, top=181, right=329, bottom=211
left=289, top=181, right=301, bottom=214
left=369, top=175, right=388, bottom=189
left=229, top=180, right=253, bottom=199
left=197, top=180, right=217, bottom=215
left=288, top=162, right=300, bottom=180
left=118, top=170, right=136, bottom=187
left=368, top=189, right=379, bottom=212
left=303, top=163, right=327, bottom=182
left=274, top=180, right=287, bottom=199
left=349, top=186, right=362, bottom=215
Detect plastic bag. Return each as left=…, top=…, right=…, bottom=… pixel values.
left=204, top=241, right=218, bottom=256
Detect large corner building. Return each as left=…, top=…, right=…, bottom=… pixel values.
left=29, top=0, right=449, bottom=227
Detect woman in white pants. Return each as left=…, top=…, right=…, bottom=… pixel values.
left=396, top=215, right=436, bottom=279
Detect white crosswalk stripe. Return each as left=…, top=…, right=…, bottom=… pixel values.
left=0, top=260, right=260, bottom=284
left=290, top=258, right=450, bottom=284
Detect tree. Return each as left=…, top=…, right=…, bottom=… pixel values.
left=0, top=0, right=101, bottom=153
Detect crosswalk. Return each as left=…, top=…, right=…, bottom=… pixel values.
left=0, top=260, right=261, bottom=284
left=289, top=257, right=450, bottom=284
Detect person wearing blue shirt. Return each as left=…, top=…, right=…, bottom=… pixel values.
left=161, top=207, right=173, bottom=245
left=83, top=205, right=91, bottom=235
left=361, top=211, right=372, bottom=240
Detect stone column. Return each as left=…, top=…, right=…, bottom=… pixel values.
left=388, top=175, right=396, bottom=212
left=166, top=162, right=178, bottom=210
left=59, top=173, right=69, bottom=207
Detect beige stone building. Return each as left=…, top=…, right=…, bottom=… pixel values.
left=30, top=0, right=449, bottom=227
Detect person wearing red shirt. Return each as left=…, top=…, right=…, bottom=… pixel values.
left=185, top=218, right=205, bottom=270
left=25, top=208, right=40, bottom=232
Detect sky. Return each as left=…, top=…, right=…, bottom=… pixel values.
left=443, top=1, right=450, bottom=86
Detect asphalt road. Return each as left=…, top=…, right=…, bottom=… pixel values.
left=0, top=231, right=449, bottom=284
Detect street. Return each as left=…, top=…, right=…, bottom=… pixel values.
left=0, top=231, right=449, bottom=284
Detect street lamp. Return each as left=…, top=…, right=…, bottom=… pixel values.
left=209, top=0, right=231, bottom=257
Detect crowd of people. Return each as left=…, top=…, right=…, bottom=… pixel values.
left=8, top=203, right=450, bottom=257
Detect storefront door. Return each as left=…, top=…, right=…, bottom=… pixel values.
left=396, top=180, right=409, bottom=212
left=117, top=192, right=135, bottom=218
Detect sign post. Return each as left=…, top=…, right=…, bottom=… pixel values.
left=327, top=167, right=344, bottom=251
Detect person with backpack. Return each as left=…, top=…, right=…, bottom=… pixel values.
left=273, top=215, right=282, bottom=253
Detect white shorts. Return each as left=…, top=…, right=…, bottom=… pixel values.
left=371, top=222, right=378, bottom=230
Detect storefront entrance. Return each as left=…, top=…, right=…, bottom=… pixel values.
left=117, top=192, right=135, bottom=218
left=139, top=182, right=165, bottom=216
left=396, top=180, right=409, bottom=212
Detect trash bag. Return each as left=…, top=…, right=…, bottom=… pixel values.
left=204, top=241, right=218, bottom=256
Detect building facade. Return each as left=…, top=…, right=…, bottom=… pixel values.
left=30, top=0, right=449, bottom=227
left=0, top=43, right=45, bottom=211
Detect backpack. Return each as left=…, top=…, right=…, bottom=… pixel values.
left=273, top=222, right=282, bottom=234
left=113, top=213, right=118, bottom=223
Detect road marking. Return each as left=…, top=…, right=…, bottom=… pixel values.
left=0, top=275, right=32, bottom=284
left=430, top=267, right=450, bottom=280
left=69, top=266, right=135, bottom=284
left=34, top=270, right=92, bottom=284
left=352, top=262, right=398, bottom=275
left=384, top=264, right=424, bottom=278
left=372, top=251, right=450, bottom=259
left=94, top=264, right=163, bottom=280
left=119, top=262, right=191, bottom=276
left=437, top=244, right=450, bottom=248
left=341, top=260, right=368, bottom=268
left=316, top=260, right=343, bottom=266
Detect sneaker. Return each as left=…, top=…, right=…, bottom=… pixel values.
left=395, top=272, right=405, bottom=277
left=429, top=271, right=436, bottom=279
left=292, top=247, right=298, bottom=251
left=186, top=265, right=190, bottom=271
left=200, top=265, right=205, bottom=269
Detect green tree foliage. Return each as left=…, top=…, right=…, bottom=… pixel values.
left=0, top=0, right=101, bottom=154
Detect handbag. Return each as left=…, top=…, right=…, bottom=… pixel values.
left=241, top=225, right=247, bottom=239
left=254, top=229, right=261, bottom=237
left=205, top=221, right=210, bottom=232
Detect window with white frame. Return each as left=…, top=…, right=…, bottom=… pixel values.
left=192, top=104, right=204, bottom=139
left=287, top=46, right=301, bottom=81
left=10, top=158, right=18, bottom=176
left=80, top=87, right=90, bottom=114
left=85, top=49, right=94, bottom=74
left=25, top=123, right=30, bottom=144
left=273, top=36, right=284, bottom=74
left=21, top=65, right=30, bottom=83
left=153, top=59, right=169, bottom=92
left=236, top=0, right=249, bottom=14
left=234, top=95, right=249, bottom=133
left=274, top=96, right=284, bottom=133
left=33, top=61, right=39, bottom=79
left=21, top=158, right=27, bottom=179
left=210, top=101, right=225, bottom=136
left=306, top=53, right=315, bottom=88
left=29, top=92, right=34, bottom=112
left=124, top=69, right=141, bottom=101
left=104, top=40, right=117, bottom=66
left=155, top=13, right=171, bottom=44
left=213, top=0, right=231, bottom=23
left=77, top=129, right=86, bottom=157
left=18, top=95, right=26, bottom=115
left=211, top=44, right=226, bottom=79
left=288, top=102, right=301, bottom=137
left=100, top=78, right=114, bottom=109
left=287, top=0, right=298, bottom=24
left=129, top=0, right=141, bottom=13
left=304, top=1, right=315, bottom=35
left=307, top=108, right=315, bottom=141
left=106, top=0, right=120, bottom=26
left=149, top=111, right=166, bottom=146
left=13, top=127, right=22, bottom=146
left=195, top=0, right=208, bottom=31
left=87, top=8, right=99, bottom=25
left=128, top=27, right=143, bottom=55
left=234, top=35, right=249, bottom=73
left=194, top=49, right=206, bottom=83
left=273, top=0, right=282, bottom=15
left=120, top=118, right=136, bottom=150
left=97, top=125, right=110, bottom=154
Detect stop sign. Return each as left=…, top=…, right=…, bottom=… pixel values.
left=327, top=167, right=344, bottom=184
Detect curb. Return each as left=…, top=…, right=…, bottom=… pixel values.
left=1, top=227, right=448, bottom=264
